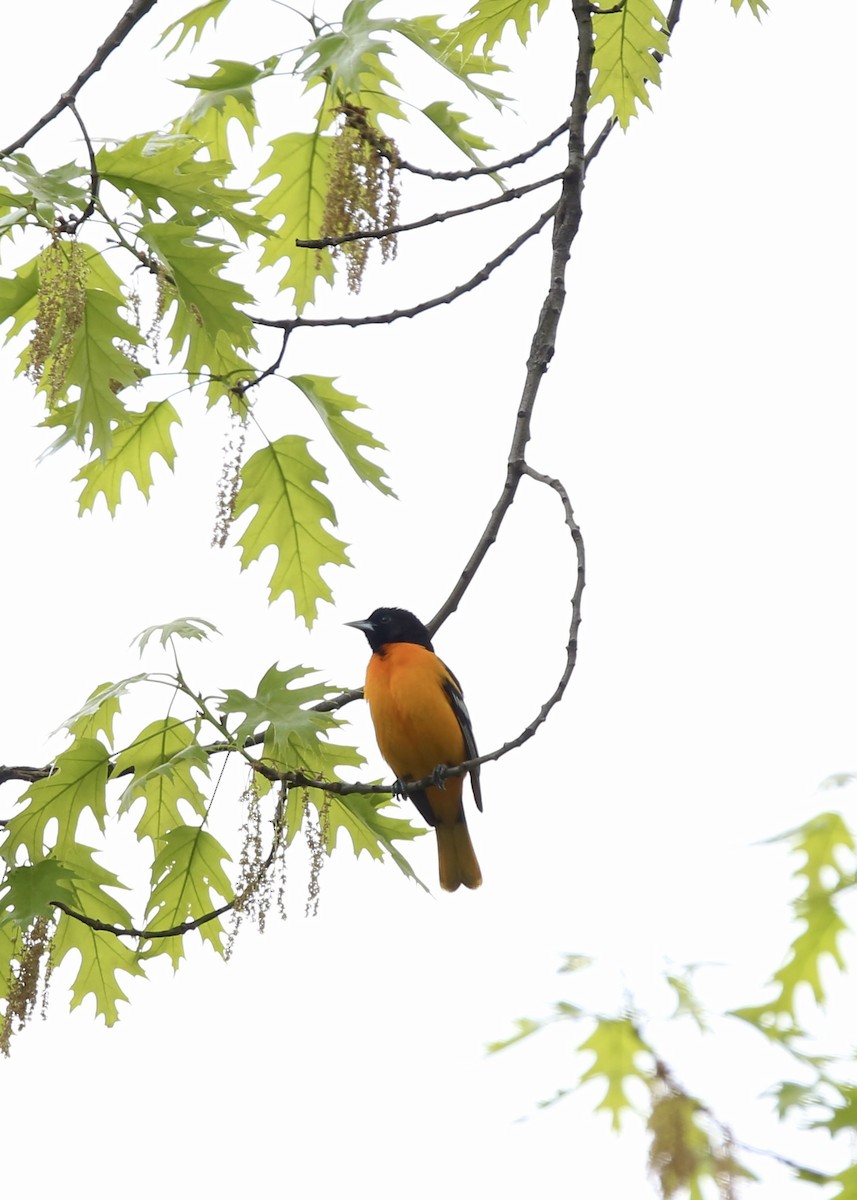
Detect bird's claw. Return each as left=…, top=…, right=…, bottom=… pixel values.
left=431, top=764, right=448, bottom=791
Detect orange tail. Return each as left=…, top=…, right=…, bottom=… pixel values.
left=436, top=820, right=482, bottom=892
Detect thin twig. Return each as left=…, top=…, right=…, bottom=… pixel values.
left=55, top=99, right=99, bottom=233
left=1, top=0, right=160, bottom=157
left=51, top=782, right=286, bottom=942
left=390, top=120, right=569, bottom=181
left=253, top=204, right=556, bottom=333
left=296, top=171, right=564, bottom=250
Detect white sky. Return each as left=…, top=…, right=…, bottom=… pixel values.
left=2, top=2, right=856, bottom=1198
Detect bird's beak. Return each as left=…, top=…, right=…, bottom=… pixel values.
left=345, top=618, right=374, bottom=633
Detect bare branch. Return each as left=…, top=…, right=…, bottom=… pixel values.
left=391, top=121, right=570, bottom=181
left=429, top=0, right=594, bottom=636
left=253, top=204, right=556, bottom=333
left=55, top=100, right=99, bottom=234
left=296, top=171, right=564, bottom=250
left=1, top=0, right=160, bottom=158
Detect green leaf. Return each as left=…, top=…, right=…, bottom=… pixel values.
left=578, top=1016, right=654, bottom=1130
left=0, top=861, right=77, bottom=929
left=62, top=288, right=144, bottom=452
left=2, top=153, right=88, bottom=223
left=289, top=374, right=393, bottom=494
left=728, top=1005, right=803, bottom=1043
left=322, top=790, right=426, bottom=886
left=1, top=738, right=110, bottom=864
left=232, top=435, right=351, bottom=622
left=133, top=616, right=220, bottom=654
left=3, top=244, right=144, bottom=455
left=772, top=893, right=848, bottom=1013
left=140, top=220, right=256, bottom=397
left=771, top=811, right=855, bottom=897
left=451, top=0, right=551, bottom=56
left=487, top=1016, right=546, bottom=1053
left=255, top=130, right=335, bottom=312
left=59, top=676, right=147, bottom=744
left=158, top=0, right=233, bottom=55
left=0, top=919, right=15, bottom=1005
left=97, top=134, right=261, bottom=236
left=114, top=719, right=210, bottom=845
left=768, top=1080, right=822, bottom=1120
left=219, top=662, right=338, bottom=757
left=37, top=284, right=147, bottom=456
left=731, top=0, right=768, bottom=16
left=177, top=59, right=276, bottom=159
left=559, top=953, right=595, bottom=974
left=50, top=843, right=146, bottom=1024
left=0, top=254, right=39, bottom=339
left=830, top=1164, right=857, bottom=1200
left=665, top=966, right=710, bottom=1032
left=297, top=0, right=403, bottom=117
left=590, top=0, right=670, bottom=129
left=398, top=14, right=510, bottom=109
left=145, top=826, right=234, bottom=966
left=811, top=1084, right=857, bottom=1135
left=421, top=101, right=493, bottom=167
left=74, top=400, right=181, bottom=515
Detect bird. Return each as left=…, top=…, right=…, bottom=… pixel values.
left=346, top=607, right=482, bottom=892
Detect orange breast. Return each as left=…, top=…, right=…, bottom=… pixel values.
left=364, top=642, right=466, bottom=784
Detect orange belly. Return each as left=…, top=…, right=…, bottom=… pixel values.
left=364, top=642, right=466, bottom=826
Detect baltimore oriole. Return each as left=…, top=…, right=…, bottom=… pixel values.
left=347, top=607, right=483, bottom=892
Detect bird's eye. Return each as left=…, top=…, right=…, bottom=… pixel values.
left=378, top=614, right=390, bottom=624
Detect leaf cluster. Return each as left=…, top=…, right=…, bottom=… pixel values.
left=0, top=619, right=423, bottom=1048
left=490, top=799, right=857, bottom=1198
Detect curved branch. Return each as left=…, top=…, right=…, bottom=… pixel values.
left=51, top=781, right=286, bottom=941
left=55, top=100, right=99, bottom=234
left=391, top=121, right=570, bottom=181
left=1, top=0, right=160, bottom=158
left=253, top=204, right=556, bottom=333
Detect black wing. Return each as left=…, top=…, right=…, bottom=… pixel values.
left=442, top=666, right=483, bottom=813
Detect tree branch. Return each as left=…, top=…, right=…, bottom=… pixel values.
left=55, top=100, right=99, bottom=234
left=296, top=171, right=564, bottom=250
left=253, top=204, right=556, bottom=333
left=1, top=0, right=160, bottom=158
left=429, top=0, right=594, bottom=636
left=390, top=120, right=570, bottom=181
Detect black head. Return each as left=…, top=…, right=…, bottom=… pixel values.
left=346, top=607, right=434, bottom=653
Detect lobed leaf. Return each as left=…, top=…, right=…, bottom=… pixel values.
left=97, top=133, right=262, bottom=238
left=0, top=860, right=77, bottom=930
left=74, top=399, right=181, bottom=515
left=59, top=676, right=147, bottom=744
left=289, top=374, right=393, bottom=494
left=114, top=719, right=210, bottom=845
left=421, top=101, right=494, bottom=167
left=219, top=662, right=339, bottom=757
left=133, top=616, right=220, bottom=654
left=145, top=826, right=234, bottom=966
left=49, top=843, right=147, bottom=1025
left=176, top=58, right=278, bottom=160
left=451, top=0, right=551, bottom=57
left=1, top=738, right=110, bottom=865
left=232, top=435, right=351, bottom=623
left=255, top=130, right=335, bottom=312
left=578, top=1016, right=654, bottom=1130
left=590, top=0, right=670, bottom=129
left=158, top=0, right=233, bottom=55
left=140, top=220, right=256, bottom=400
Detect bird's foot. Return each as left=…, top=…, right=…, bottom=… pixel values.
left=431, top=764, right=448, bottom=791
